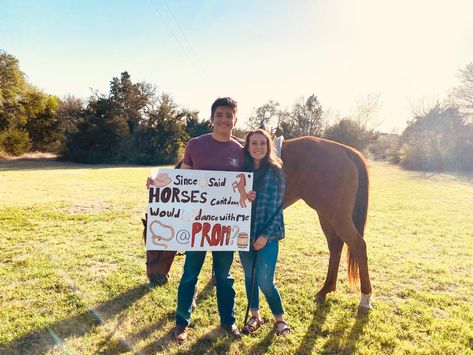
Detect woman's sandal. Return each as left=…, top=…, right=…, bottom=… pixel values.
left=275, top=320, right=291, bottom=336
left=242, top=316, right=263, bottom=335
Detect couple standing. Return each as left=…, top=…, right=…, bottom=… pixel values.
left=174, top=97, right=290, bottom=343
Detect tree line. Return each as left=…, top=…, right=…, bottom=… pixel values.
left=369, top=64, right=473, bottom=172
left=0, top=51, right=210, bottom=164
left=1, top=49, right=472, bottom=171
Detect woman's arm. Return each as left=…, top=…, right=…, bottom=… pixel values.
left=253, top=168, right=285, bottom=250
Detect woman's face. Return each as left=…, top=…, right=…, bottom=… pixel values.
left=248, top=133, right=268, bottom=163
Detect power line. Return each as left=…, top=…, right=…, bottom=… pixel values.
left=147, top=0, right=204, bottom=78
left=162, top=0, right=204, bottom=75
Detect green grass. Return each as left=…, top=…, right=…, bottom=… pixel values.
left=1, top=159, right=472, bottom=354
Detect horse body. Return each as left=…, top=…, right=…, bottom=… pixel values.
left=143, top=136, right=372, bottom=308
left=282, top=137, right=371, bottom=300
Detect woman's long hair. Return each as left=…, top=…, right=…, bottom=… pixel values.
left=244, top=129, right=283, bottom=172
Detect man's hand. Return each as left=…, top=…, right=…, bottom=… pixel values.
left=146, top=177, right=154, bottom=189
left=247, top=191, right=256, bottom=202
left=253, top=236, right=267, bottom=250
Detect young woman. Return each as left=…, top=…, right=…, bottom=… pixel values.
left=239, top=129, right=290, bottom=336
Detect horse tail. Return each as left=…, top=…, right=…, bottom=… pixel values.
left=345, top=148, right=369, bottom=287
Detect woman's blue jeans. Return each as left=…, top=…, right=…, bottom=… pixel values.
left=176, top=251, right=235, bottom=326
left=239, top=239, right=284, bottom=316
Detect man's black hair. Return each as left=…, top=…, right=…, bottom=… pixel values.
left=210, top=97, right=238, bottom=118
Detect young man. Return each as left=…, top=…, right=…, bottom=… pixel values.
left=174, top=97, right=246, bottom=343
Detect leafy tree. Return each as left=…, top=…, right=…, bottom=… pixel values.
left=274, top=95, right=326, bottom=138
left=56, top=95, right=84, bottom=135
left=183, top=110, right=211, bottom=139
left=109, top=71, right=155, bottom=134
left=369, top=133, right=401, bottom=162
left=247, top=100, right=280, bottom=130
left=64, top=97, right=129, bottom=163
left=25, top=92, right=61, bottom=151
left=449, top=62, right=473, bottom=122
left=272, top=95, right=326, bottom=139
left=274, top=109, right=295, bottom=138
left=325, top=118, right=377, bottom=152
left=0, top=128, right=31, bottom=155
left=231, top=127, right=248, bottom=140
left=289, top=95, right=325, bottom=137
left=132, top=93, right=187, bottom=164
left=63, top=75, right=191, bottom=164
left=0, top=50, right=60, bottom=155
left=0, top=50, right=26, bottom=130
left=64, top=72, right=155, bottom=163
left=399, top=104, right=473, bottom=171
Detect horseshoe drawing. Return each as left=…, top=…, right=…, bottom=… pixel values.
left=149, top=220, right=175, bottom=249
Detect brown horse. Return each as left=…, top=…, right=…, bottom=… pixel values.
left=142, top=136, right=373, bottom=309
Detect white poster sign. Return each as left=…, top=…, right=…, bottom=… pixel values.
left=146, top=168, right=253, bottom=251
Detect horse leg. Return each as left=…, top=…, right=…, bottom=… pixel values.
left=315, top=216, right=344, bottom=303
left=330, top=216, right=373, bottom=309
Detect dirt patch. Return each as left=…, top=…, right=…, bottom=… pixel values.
left=87, top=260, right=119, bottom=276
left=0, top=152, right=58, bottom=161
left=0, top=158, right=90, bottom=171
left=63, top=203, right=111, bottom=214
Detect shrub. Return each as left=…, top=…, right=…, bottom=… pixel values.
left=0, top=128, right=32, bottom=156
left=399, top=105, right=473, bottom=171
left=325, top=118, right=376, bottom=152
left=369, top=133, right=400, bottom=160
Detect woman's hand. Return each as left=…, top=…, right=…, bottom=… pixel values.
left=253, top=236, right=267, bottom=250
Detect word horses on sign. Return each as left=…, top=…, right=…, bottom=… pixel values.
left=146, top=168, right=253, bottom=251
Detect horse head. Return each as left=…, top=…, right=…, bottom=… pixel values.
left=236, top=173, right=246, bottom=185
left=142, top=215, right=177, bottom=286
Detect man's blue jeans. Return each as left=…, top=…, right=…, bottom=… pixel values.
left=176, top=251, right=236, bottom=326
left=239, top=239, right=284, bottom=316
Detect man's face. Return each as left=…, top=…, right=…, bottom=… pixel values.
left=211, top=106, right=237, bottom=136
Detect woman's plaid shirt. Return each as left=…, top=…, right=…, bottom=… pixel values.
left=251, top=165, right=285, bottom=241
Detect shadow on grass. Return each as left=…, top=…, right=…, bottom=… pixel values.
left=319, top=308, right=370, bottom=354
left=411, top=169, right=473, bottom=183
left=137, top=278, right=221, bottom=354
left=140, top=278, right=236, bottom=354
left=140, top=327, right=175, bottom=355
left=175, top=328, right=236, bottom=355
left=294, top=300, right=332, bottom=354
left=0, top=283, right=152, bottom=354
left=247, top=328, right=275, bottom=355
left=130, top=311, right=175, bottom=346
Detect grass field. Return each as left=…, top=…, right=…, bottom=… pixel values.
left=1, top=158, right=472, bottom=354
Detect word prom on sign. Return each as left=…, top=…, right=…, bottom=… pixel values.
left=146, top=169, right=253, bottom=251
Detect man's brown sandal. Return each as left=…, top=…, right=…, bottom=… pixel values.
left=242, top=316, right=263, bottom=335
left=275, top=320, right=290, bottom=336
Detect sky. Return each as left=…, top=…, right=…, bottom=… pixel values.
left=1, top=0, right=473, bottom=132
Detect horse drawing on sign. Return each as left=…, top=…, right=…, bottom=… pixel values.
left=232, top=173, right=251, bottom=208
left=142, top=136, right=373, bottom=309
